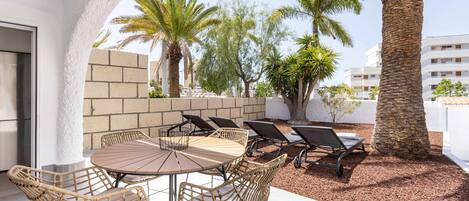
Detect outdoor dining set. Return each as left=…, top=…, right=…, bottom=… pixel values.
left=7, top=115, right=366, bottom=201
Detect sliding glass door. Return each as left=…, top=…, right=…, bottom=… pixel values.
left=0, top=23, right=35, bottom=171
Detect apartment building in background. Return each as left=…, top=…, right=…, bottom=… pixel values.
left=346, top=34, right=469, bottom=100
left=345, top=44, right=382, bottom=100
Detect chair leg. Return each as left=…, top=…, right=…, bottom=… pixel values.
left=211, top=175, right=214, bottom=188
left=361, top=144, right=366, bottom=153
left=147, top=181, right=150, bottom=198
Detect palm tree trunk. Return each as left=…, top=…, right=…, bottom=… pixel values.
left=161, top=42, right=169, bottom=95
left=372, top=0, right=430, bottom=158
left=168, top=43, right=182, bottom=98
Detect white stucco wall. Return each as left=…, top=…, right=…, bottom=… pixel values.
left=266, top=97, right=447, bottom=132
left=0, top=0, right=120, bottom=167
left=447, top=106, right=469, bottom=161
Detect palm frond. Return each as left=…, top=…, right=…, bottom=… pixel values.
left=93, top=30, right=112, bottom=48
left=323, top=0, right=362, bottom=15
left=323, top=17, right=353, bottom=47
left=271, top=6, right=311, bottom=21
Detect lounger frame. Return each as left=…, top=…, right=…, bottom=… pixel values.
left=179, top=114, right=215, bottom=136
left=291, top=126, right=366, bottom=177
left=245, top=121, right=303, bottom=157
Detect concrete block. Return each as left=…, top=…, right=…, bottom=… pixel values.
left=235, top=98, right=244, bottom=107
left=243, top=98, right=249, bottom=105
left=244, top=105, right=253, bottom=113
left=110, top=114, right=138, bottom=130
left=93, top=99, right=122, bottom=115
left=138, top=84, right=149, bottom=98
left=83, top=134, right=92, bottom=150
left=163, top=111, right=182, bottom=125
left=150, top=98, right=171, bottom=112
left=149, top=127, right=163, bottom=137
left=191, top=98, right=207, bottom=110
left=172, top=98, right=190, bottom=110
left=222, top=98, right=235, bottom=108
left=139, top=113, right=162, bottom=127
left=110, top=83, right=137, bottom=98
left=89, top=49, right=109, bottom=65
left=92, top=132, right=108, bottom=150
left=249, top=98, right=257, bottom=105
left=83, top=116, right=109, bottom=133
left=231, top=108, right=241, bottom=118
left=183, top=110, right=200, bottom=116
left=86, top=65, right=92, bottom=81
left=208, top=98, right=222, bottom=109
left=92, top=65, right=122, bottom=82
left=201, top=109, right=216, bottom=120
left=124, top=68, right=147, bottom=83
left=124, top=99, right=148, bottom=113
left=217, top=108, right=230, bottom=118
left=110, top=50, right=138, bottom=67
left=138, top=54, right=148, bottom=68
left=84, top=82, right=108, bottom=98
left=83, top=99, right=92, bottom=116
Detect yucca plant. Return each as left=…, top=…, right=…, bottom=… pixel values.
left=112, top=0, right=219, bottom=97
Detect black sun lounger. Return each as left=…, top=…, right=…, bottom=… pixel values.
left=181, top=114, right=215, bottom=136
left=208, top=116, right=258, bottom=139
left=244, top=121, right=303, bottom=157
left=291, top=126, right=366, bottom=177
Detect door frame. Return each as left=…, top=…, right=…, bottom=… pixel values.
left=0, top=21, right=37, bottom=168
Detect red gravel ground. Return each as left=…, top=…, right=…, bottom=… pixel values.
left=249, top=120, right=469, bottom=201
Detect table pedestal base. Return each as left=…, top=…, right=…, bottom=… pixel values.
left=169, top=174, right=177, bottom=201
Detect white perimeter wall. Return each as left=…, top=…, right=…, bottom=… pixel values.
left=447, top=106, right=469, bottom=161
left=266, top=97, right=447, bottom=132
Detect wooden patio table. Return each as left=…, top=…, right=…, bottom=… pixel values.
left=91, top=136, right=245, bottom=201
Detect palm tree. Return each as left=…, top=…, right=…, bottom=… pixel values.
left=372, top=0, right=430, bottom=158
left=93, top=30, right=111, bottom=48
left=272, top=0, right=362, bottom=46
left=112, top=0, right=219, bottom=97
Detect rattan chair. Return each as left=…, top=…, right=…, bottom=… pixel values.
left=8, top=165, right=148, bottom=201
left=195, top=128, right=249, bottom=184
left=178, top=154, right=287, bottom=201
left=101, top=131, right=160, bottom=192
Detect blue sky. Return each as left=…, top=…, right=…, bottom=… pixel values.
left=102, top=0, right=469, bottom=86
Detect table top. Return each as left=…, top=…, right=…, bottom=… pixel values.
left=90, top=136, right=246, bottom=175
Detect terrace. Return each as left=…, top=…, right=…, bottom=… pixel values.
left=1, top=0, right=469, bottom=201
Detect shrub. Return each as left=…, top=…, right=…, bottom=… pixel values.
left=255, top=82, right=273, bottom=97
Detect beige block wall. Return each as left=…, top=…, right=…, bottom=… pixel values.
left=84, top=49, right=265, bottom=150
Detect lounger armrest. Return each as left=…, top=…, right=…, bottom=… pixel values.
left=95, top=186, right=148, bottom=201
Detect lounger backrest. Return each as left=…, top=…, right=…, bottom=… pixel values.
left=182, top=114, right=215, bottom=131
left=245, top=121, right=287, bottom=141
left=209, top=116, right=239, bottom=128
left=292, top=126, right=345, bottom=149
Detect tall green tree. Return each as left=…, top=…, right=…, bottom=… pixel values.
left=197, top=1, right=288, bottom=97
left=272, top=0, right=362, bottom=46
left=112, top=0, right=219, bottom=97
left=372, top=0, right=430, bottom=159
left=432, top=79, right=467, bottom=99
left=265, top=37, right=338, bottom=123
